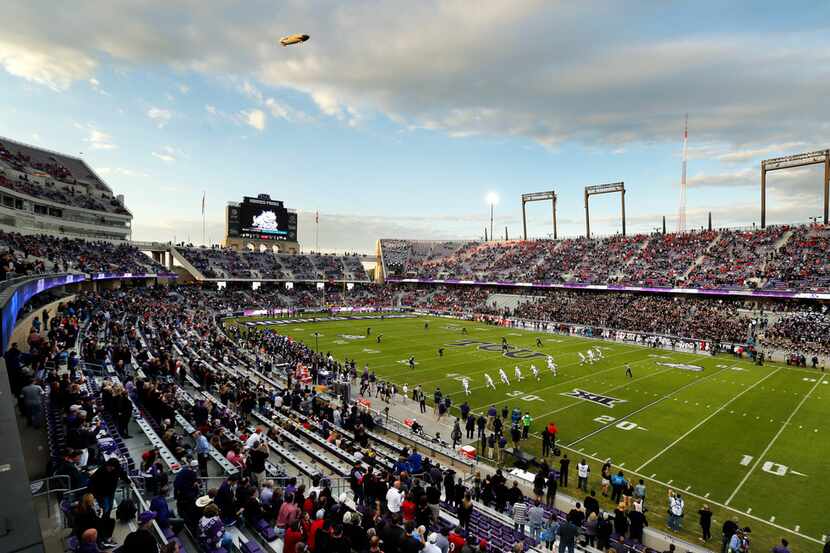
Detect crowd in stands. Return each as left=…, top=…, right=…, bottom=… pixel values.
left=5, top=273, right=821, bottom=553
left=0, top=139, right=129, bottom=215
left=0, top=231, right=167, bottom=276
left=380, top=223, right=830, bottom=292
left=178, top=247, right=370, bottom=282
left=763, top=310, right=830, bottom=359
left=509, top=292, right=753, bottom=345
left=762, top=225, right=830, bottom=292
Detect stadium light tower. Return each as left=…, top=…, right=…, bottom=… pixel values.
left=486, top=192, right=499, bottom=241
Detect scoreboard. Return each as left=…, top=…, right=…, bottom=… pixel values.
left=227, top=195, right=297, bottom=242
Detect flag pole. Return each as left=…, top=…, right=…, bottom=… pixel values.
left=201, top=191, right=206, bottom=245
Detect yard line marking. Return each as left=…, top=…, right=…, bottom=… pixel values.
left=468, top=350, right=662, bottom=411
left=567, top=365, right=732, bottom=447
left=725, top=375, right=825, bottom=505
left=531, top=434, right=824, bottom=545
left=590, top=452, right=598, bottom=457
left=795, top=525, right=800, bottom=532
left=578, top=447, right=584, bottom=452
left=636, top=368, right=781, bottom=472
left=619, top=462, right=625, bottom=467
left=769, top=516, right=775, bottom=523
left=685, top=485, right=691, bottom=491
left=746, top=508, right=752, bottom=514
left=530, top=365, right=676, bottom=419
left=650, top=473, right=656, bottom=478
left=704, top=493, right=710, bottom=498
left=666, top=479, right=673, bottom=485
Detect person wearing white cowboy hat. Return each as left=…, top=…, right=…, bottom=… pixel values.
left=196, top=495, right=212, bottom=509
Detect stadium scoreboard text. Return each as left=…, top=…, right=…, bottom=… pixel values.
left=227, top=195, right=298, bottom=242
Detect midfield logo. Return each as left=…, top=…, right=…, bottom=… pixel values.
left=562, top=389, right=627, bottom=408
left=446, top=339, right=546, bottom=359
left=656, top=362, right=704, bottom=372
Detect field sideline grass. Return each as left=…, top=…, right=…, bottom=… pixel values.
left=227, top=314, right=829, bottom=552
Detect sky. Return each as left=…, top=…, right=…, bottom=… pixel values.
left=1, top=1, right=829, bottom=253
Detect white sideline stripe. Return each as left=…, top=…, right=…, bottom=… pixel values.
left=636, top=368, right=782, bottom=472
left=725, top=375, right=825, bottom=506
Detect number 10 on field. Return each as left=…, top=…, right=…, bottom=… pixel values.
left=739, top=455, right=808, bottom=477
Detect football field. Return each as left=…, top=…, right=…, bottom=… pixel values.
left=230, top=313, right=829, bottom=550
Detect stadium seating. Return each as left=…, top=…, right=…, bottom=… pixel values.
left=379, top=223, right=830, bottom=292
left=0, top=230, right=167, bottom=276
left=177, top=246, right=370, bottom=282
left=0, top=138, right=130, bottom=215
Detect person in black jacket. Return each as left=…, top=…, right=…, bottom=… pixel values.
left=88, top=458, right=122, bottom=518
left=247, top=441, right=269, bottom=484
left=628, top=507, right=648, bottom=543
left=113, top=389, right=132, bottom=438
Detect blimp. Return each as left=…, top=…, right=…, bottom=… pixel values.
left=279, top=34, right=310, bottom=46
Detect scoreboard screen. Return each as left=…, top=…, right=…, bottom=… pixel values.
left=236, top=196, right=298, bottom=241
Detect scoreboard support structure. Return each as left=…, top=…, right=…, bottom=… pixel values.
left=521, top=191, right=558, bottom=240
left=760, top=150, right=830, bottom=227
left=585, top=182, right=626, bottom=238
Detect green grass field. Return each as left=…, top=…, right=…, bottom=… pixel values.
left=229, top=314, right=829, bottom=551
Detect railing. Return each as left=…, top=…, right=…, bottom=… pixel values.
left=29, top=475, right=72, bottom=522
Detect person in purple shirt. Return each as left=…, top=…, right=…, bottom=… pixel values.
left=771, top=538, right=790, bottom=553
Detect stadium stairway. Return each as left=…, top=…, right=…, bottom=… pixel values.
left=170, top=246, right=208, bottom=280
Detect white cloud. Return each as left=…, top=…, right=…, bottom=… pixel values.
left=177, top=83, right=190, bottom=95
left=688, top=168, right=755, bottom=188
left=2, top=2, right=829, bottom=150
left=147, top=106, right=173, bottom=128
left=81, top=126, right=117, bottom=150
left=151, top=145, right=179, bottom=162
left=0, top=40, right=95, bottom=91
left=205, top=104, right=217, bottom=115
left=715, top=142, right=807, bottom=163
left=242, top=109, right=266, bottom=131
left=97, top=167, right=149, bottom=177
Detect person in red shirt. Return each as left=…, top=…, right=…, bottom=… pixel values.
left=303, top=491, right=317, bottom=517
left=448, top=526, right=466, bottom=552
left=401, top=492, right=417, bottom=523
left=307, top=510, right=325, bottom=552
left=284, top=520, right=304, bottom=553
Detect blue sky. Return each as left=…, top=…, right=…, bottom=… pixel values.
left=1, top=1, right=828, bottom=252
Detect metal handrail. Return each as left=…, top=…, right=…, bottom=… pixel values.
left=30, top=475, right=72, bottom=520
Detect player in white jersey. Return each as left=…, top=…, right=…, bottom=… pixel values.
left=587, top=349, right=596, bottom=364
left=484, top=373, right=496, bottom=390
left=402, top=383, right=409, bottom=402
left=549, top=361, right=558, bottom=377
left=514, top=365, right=524, bottom=382
left=498, top=367, right=511, bottom=386
left=530, top=364, right=540, bottom=381
left=578, top=352, right=587, bottom=365
left=593, top=346, right=603, bottom=359
left=462, top=377, right=471, bottom=395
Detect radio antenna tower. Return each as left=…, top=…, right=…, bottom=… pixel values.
left=677, top=114, right=688, bottom=233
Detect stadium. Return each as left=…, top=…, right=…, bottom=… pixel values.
left=1, top=6, right=829, bottom=553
